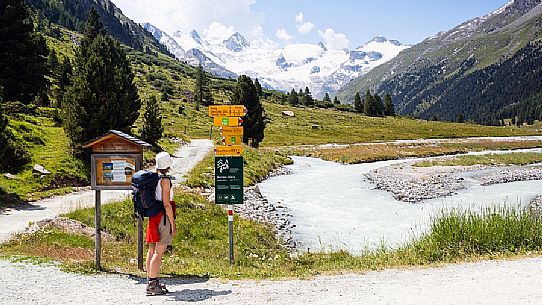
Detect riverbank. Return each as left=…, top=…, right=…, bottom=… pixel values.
left=366, top=159, right=542, bottom=203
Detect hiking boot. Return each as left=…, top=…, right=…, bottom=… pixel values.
left=146, top=279, right=167, bottom=296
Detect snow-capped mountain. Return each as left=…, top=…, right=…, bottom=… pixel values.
left=144, top=23, right=409, bottom=98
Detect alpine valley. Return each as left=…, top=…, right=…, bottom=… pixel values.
left=143, top=23, right=409, bottom=99
left=338, top=0, right=542, bottom=125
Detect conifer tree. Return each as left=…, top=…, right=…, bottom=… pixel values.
left=231, top=75, right=267, bottom=147
left=354, top=92, right=363, bottom=112
left=303, top=87, right=314, bottom=106
left=63, top=7, right=140, bottom=151
left=323, top=92, right=331, bottom=102
left=363, top=90, right=376, bottom=116
left=141, top=95, right=163, bottom=146
left=374, top=94, right=384, bottom=116
left=333, top=96, right=340, bottom=105
left=194, top=64, right=212, bottom=109
left=254, top=78, right=263, bottom=97
left=383, top=94, right=395, bottom=116
left=0, top=0, right=49, bottom=104
left=288, top=89, right=299, bottom=106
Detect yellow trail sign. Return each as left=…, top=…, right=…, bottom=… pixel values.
left=209, top=105, right=245, bottom=117
left=215, top=145, right=244, bottom=156
left=223, top=135, right=242, bottom=146
left=220, top=126, right=244, bottom=136
left=213, top=116, right=242, bottom=127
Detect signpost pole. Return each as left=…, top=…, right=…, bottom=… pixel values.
left=137, top=216, right=144, bottom=270
left=227, top=204, right=234, bottom=266
left=95, top=190, right=102, bottom=270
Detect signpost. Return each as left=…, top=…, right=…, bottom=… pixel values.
left=83, top=130, right=151, bottom=270
left=209, top=105, right=245, bottom=265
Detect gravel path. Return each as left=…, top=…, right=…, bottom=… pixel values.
left=3, top=139, right=542, bottom=304
left=2, top=257, right=542, bottom=304
left=0, top=139, right=213, bottom=243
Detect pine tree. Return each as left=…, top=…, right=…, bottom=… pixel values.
left=354, top=92, right=363, bottom=112
left=63, top=7, right=140, bottom=151
left=141, top=95, right=163, bottom=146
left=333, top=96, right=340, bottom=105
left=374, top=94, right=384, bottom=116
left=254, top=78, right=263, bottom=97
left=288, top=89, right=299, bottom=106
left=231, top=75, right=267, bottom=147
left=304, top=87, right=314, bottom=106
left=0, top=0, right=49, bottom=104
left=194, top=64, right=212, bottom=109
left=383, top=94, right=395, bottom=116
left=456, top=113, right=465, bottom=123
left=323, top=93, right=331, bottom=102
left=52, top=56, right=72, bottom=108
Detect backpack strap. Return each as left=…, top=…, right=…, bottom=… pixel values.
left=158, top=175, right=173, bottom=225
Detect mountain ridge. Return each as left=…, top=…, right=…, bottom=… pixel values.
left=144, top=23, right=409, bottom=98
left=337, top=0, right=542, bottom=123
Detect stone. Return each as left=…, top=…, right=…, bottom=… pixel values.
left=33, top=164, right=51, bottom=175
left=3, top=173, right=16, bottom=179
left=281, top=111, right=295, bottom=117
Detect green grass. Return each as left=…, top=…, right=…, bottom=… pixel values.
left=294, top=140, right=542, bottom=164
left=415, top=152, right=542, bottom=167
left=184, top=147, right=293, bottom=188
left=0, top=115, right=87, bottom=207
left=259, top=102, right=539, bottom=147
left=3, top=199, right=542, bottom=278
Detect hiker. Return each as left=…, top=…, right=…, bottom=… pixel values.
left=146, top=151, right=177, bottom=295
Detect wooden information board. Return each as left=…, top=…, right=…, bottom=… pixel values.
left=91, top=154, right=141, bottom=190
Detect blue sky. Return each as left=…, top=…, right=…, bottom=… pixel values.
left=254, top=0, right=511, bottom=45
left=112, top=0, right=511, bottom=48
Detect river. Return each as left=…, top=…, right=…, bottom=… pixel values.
left=257, top=152, right=542, bottom=254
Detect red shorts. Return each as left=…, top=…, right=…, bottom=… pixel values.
left=145, top=201, right=176, bottom=244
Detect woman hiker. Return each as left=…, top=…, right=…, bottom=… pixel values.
left=146, top=151, right=177, bottom=296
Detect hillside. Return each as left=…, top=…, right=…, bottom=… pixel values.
left=337, top=0, right=542, bottom=124
left=27, top=0, right=171, bottom=55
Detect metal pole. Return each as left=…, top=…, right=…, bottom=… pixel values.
left=137, top=215, right=144, bottom=270
left=209, top=125, right=213, bottom=140
left=95, top=190, right=101, bottom=270
left=227, top=205, right=234, bottom=266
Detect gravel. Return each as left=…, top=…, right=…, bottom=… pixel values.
left=366, top=161, right=542, bottom=203
left=2, top=257, right=542, bottom=304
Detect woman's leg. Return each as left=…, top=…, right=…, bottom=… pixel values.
left=148, top=242, right=168, bottom=278
left=146, top=243, right=156, bottom=275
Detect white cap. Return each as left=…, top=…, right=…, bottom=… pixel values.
left=155, top=151, right=173, bottom=170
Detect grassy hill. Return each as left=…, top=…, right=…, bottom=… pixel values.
left=337, top=0, right=542, bottom=124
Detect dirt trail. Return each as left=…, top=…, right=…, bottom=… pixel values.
left=1, top=257, right=542, bottom=304
left=0, top=139, right=213, bottom=243
left=2, top=138, right=542, bottom=304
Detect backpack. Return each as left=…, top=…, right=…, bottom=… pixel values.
left=131, top=170, right=164, bottom=218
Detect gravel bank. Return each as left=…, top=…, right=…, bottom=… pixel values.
left=366, top=162, right=542, bottom=203
left=2, top=257, right=542, bottom=304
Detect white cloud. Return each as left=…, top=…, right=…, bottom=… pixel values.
left=275, top=28, right=293, bottom=42
left=111, top=0, right=264, bottom=39
left=318, top=28, right=350, bottom=50
left=203, top=21, right=235, bottom=41
left=295, top=11, right=315, bottom=35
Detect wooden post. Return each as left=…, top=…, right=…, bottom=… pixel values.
left=95, top=190, right=102, bottom=270
left=137, top=215, right=144, bottom=270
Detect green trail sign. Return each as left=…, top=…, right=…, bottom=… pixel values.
left=215, top=156, right=244, bottom=204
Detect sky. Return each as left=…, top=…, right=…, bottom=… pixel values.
left=111, top=0, right=511, bottom=49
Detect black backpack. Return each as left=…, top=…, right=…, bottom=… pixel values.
left=131, top=170, right=164, bottom=218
